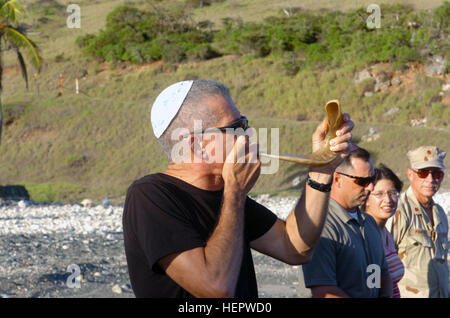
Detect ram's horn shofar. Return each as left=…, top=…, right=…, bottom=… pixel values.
left=260, top=100, right=343, bottom=166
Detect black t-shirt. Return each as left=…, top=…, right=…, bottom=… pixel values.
left=122, top=173, right=278, bottom=298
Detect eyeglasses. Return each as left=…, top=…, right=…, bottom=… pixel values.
left=214, top=116, right=248, bottom=132
left=370, top=190, right=399, bottom=200
left=412, top=169, right=444, bottom=180
left=336, top=170, right=377, bottom=187
left=181, top=116, right=248, bottom=139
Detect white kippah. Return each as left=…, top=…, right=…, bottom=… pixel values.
left=150, top=80, right=194, bottom=138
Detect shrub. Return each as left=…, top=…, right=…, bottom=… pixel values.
left=238, top=23, right=270, bottom=57
left=76, top=5, right=218, bottom=64
left=281, top=53, right=304, bottom=76
left=433, top=1, right=450, bottom=30
left=185, top=0, right=226, bottom=8
left=29, top=0, right=65, bottom=16
left=65, top=153, right=86, bottom=167
left=186, top=44, right=221, bottom=61
left=76, top=2, right=449, bottom=71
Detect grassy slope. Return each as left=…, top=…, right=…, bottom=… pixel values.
left=192, top=0, right=447, bottom=23
left=0, top=0, right=449, bottom=202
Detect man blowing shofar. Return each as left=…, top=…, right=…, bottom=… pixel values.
left=122, top=79, right=354, bottom=297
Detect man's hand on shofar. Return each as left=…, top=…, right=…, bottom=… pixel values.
left=222, top=135, right=261, bottom=195
left=311, top=113, right=355, bottom=172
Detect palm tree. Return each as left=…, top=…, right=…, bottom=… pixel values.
left=0, top=0, right=42, bottom=145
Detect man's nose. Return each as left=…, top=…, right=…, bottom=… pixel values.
left=365, top=182, right=374, bottom=192
left=424, top=172, right=437, bottom=183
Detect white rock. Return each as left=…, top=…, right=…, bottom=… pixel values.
left=425, top=55, right=446, bottom=76
left=18, top=200, right=29, bottom=209
left=442, top=83, right=450, bottom=92
left=112, top=284, right=122, bottom=294
left=102, top=197, right=111, bottom=208
left=106, top=234, right=114, bottom=240
left=361, top=127, right=380, bottom=142
left=353, top=69, right=372, bottom=84
left=384, top=107, right=399, bottom=117
left=81, top=199, right=93, bottom=208
left=258, top=194, right=271, bottom=201
left=374, top=80, right=390, bottom=92
left=292, top=176, right=301, bottom=187
left=410, top=117, right=427, bottom=127
left=391, top=77, right=402, bottom=86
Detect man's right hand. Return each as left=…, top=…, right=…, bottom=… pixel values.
left=222, top=135, right=261, bottom=196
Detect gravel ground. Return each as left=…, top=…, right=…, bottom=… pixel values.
left=0, top=190, right=449, bottom=298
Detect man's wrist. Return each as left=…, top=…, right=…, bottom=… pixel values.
left=308, top=170, right=333, bottom=184
left=223, top=186, right=247, bottom=205
left=306, top=173, right=332, bottom=192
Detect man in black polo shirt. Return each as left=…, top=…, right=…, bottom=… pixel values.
left=302, top=147, right=393, bottom=297
left=122, top=79, right=354, bottom=297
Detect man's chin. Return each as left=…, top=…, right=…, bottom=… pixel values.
left=359, top=194, right=369, bottom=204
left=354, top=198, right=367, bottom=209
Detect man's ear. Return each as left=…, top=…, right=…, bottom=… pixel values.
left=333, top=171, right=341, bottom=187
left=406, top=168, right=414, bottom=182
left=188, top=135, right=203, bottom=162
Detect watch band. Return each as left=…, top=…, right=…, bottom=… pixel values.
left=306, top=174, right=332, bottom=192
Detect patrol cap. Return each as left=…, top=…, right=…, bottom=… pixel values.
left=407, top=146, right=446, bottom=170
left=150, top=80, right=194, bottom=138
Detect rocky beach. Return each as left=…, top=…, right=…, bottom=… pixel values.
left=0, top=191, right=449, bottom=298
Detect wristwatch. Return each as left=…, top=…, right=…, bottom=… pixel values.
left=306, top=174, right=332, bottom=192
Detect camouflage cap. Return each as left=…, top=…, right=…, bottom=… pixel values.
left=407, top=146, right=446, bottom=170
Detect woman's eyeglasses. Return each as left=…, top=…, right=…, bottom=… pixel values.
left=412, top=169, right=444, bottom=180
left=336, top=170, right=378, bottom=187
left=182, top=116, right=248, bottom=139
left=370, top=190, right=399, bottom=200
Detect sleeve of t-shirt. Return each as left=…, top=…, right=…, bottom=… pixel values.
left=124, top=182, right=206, bottom=271
left=244, top=197, right=278, bottom=242
left=302, top=225, right=338, bottom=287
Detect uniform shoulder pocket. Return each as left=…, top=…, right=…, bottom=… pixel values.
left=407, top=229, right=433, bottom=248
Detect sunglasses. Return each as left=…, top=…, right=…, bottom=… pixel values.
left=182, top=116, right=248, bottom=139
left=214, top=115, right=249, bottom=132
left=336, top=170, right=377, bottom=187
left=412, top=169, right=444, bottom=180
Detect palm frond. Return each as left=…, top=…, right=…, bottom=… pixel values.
left=5, top=25, right=42, bottom=72
left=16, top=48, right=28, bottom=89
left=0, top=0, right=23, bottom=24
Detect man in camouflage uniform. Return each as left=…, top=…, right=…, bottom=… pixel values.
left=387, top=146, right=448, bottom=298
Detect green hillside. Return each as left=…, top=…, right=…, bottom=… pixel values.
left=0, top=0, right=449, bottom=203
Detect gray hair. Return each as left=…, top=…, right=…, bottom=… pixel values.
left=158, top=79, right=232, bottom=160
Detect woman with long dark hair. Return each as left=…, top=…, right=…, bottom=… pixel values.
left=363, top=164, right=405, bottom=298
